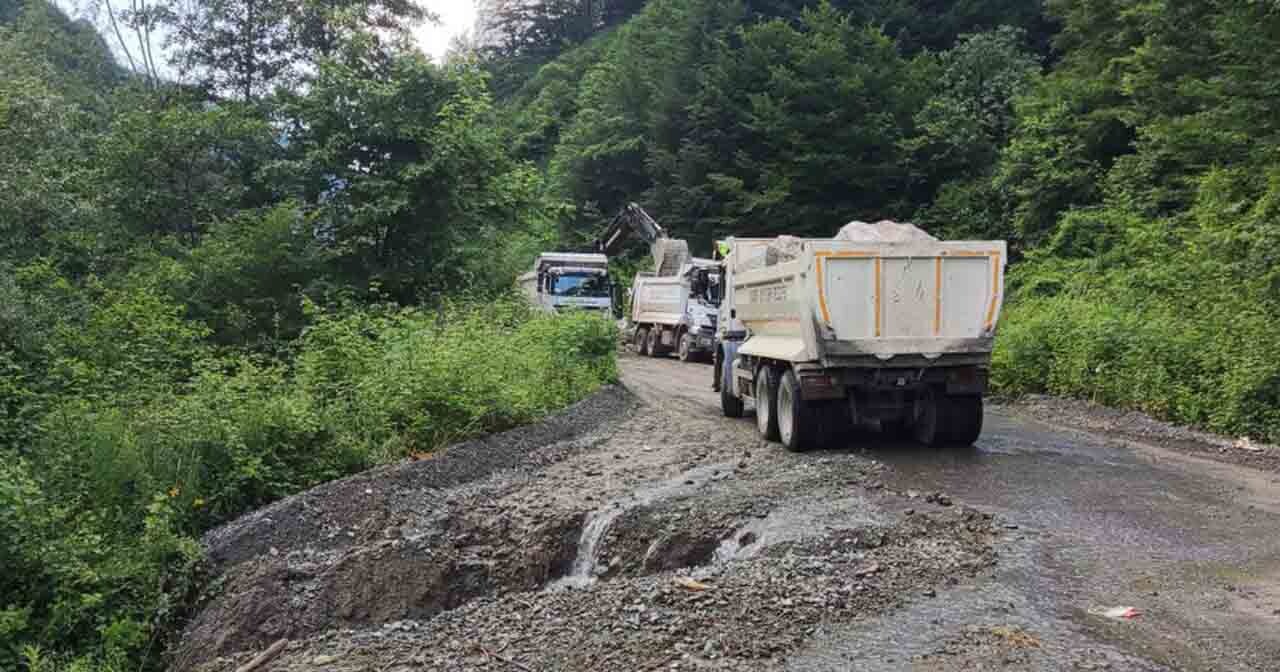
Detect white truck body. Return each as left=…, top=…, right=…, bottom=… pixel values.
left=729, top=238, right=1005, bottom=363
left=629, top=259, right=720, bottom=362
left=714, top=232, right=1007, bottom=451
left=519, top=252, right=614, bottom=314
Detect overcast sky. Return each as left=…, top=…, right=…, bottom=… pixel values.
left=58, top=0, right=477, bottom=63
left=415, top=0, right=478, bottom=60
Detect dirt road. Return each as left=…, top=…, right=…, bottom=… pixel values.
left=182, top=354, right=1280, bottom=672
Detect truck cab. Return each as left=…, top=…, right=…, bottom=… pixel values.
left=519, top=253, right=615, bottom=315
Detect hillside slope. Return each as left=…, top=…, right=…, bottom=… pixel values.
left=496, top=0, right=1280, bottom=443
left=1, top=0, right=124, bottom=100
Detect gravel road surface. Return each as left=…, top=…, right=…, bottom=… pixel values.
left=181, top=353, right=1280, bottom=672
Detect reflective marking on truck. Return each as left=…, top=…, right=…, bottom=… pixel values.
left=984, top=251, right=1001, bottom=331
left=934, top=257, right=942, bottom=336
left=874, top=257, right=882, bottom=337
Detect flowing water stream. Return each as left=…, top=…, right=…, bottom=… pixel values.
left=547, top=462, right=735, bottom=590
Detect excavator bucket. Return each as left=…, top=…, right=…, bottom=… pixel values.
left=653, top=238, right=689, bottom=277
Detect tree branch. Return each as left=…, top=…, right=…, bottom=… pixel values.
left=104, top=0, right=140, bottom=76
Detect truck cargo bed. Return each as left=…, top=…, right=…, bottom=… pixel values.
left=731, top=239, right=1006, bottom=364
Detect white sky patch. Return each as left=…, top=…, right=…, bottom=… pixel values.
left=415, top=0, right=478, bottom=61
left=55, top=0, right=476, bottom=66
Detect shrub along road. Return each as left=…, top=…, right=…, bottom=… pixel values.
left=183, top=354, right=1280, bottom=671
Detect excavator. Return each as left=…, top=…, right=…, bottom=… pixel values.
left=593, top=202, right=689, bottom=275
left=594, top=203, right=721, bottom=362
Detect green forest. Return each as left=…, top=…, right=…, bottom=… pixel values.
left=2, top=0, right=1279, bottom=669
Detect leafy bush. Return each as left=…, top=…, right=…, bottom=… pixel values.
left=993, top=183, right=1280, bottom=442
left=295, top=296, right=617, bottom=461
left=1, top=298, right=617, bottom=671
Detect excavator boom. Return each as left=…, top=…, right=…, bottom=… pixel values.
left=594, top=202, right=689, bottom=276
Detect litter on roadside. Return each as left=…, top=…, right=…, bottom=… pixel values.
left=1234, top=436, right=1264, bottom=453
left=1089, top=606, right=1142, bottom=620
left=673, top=576, right=711, bottom=591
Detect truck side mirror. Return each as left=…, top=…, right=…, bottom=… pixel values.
left=730, top=309, right=737, bottom=319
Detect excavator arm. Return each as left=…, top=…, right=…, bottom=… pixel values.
left=593, top=202, right=689, bottom=276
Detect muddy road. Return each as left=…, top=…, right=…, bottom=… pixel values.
left=184, top=354, right=1280, bottom=672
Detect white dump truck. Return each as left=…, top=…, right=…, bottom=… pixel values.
left=630, top=259, right=722, bottom=361
left=592, top=202, right=725, bottom=363
left=712, top=222, right=1006, bottom=451
left=518, top=252, right=616, bottom=314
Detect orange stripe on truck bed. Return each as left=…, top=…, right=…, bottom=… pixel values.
left=984, top=251, right=1000, bottom=330
left=934, top=257, right=942, bottom=336
left=814, top=250, right=875, bottom=326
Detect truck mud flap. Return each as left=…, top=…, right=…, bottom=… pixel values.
left=944, top=367, right=988, bottom=396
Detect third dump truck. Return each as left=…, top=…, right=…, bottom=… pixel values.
left=630, top=259, right=721, bottom=361
left=594, top=203, right=723, bottom=362
left=713, top=223, right=1006, bottom=450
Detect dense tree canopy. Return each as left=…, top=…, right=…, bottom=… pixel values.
left=5, top=0, right=1280, bottom=669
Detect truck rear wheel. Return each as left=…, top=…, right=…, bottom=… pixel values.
left=721, top=368, right=745, bottom=418
left=818, top=400, right=853, bottom=448
left=635, top=327, right=650, bottom=356
left=911, top=388, right=944, bottom=447
left=646, top=327, right=664, bottom=358
left=778, top=370, right=814, bottom=452
left=678, top=332, right=695, bottom=362
left=911, top=390, right=984, bottom=446
left=755, top=364, right=781, bottom=441
left=944, top=395, right=983, bottom=445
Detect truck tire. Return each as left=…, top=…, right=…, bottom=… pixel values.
left=721, top=368, right=745, bottom=418
left=755, top=364, right=781, bottom=441
left=818, top=400, right=853, bottom=448
left=778, top=369, right=815, bottom=452
left=944, top=395, right=983, bottom=445
left=911, top=388, right=944, bottom=447
left=646, top=327, right=664, bottom=358
left=879, top=417, right=910, bottom=440
left=678, top=331, right=695, bottom=362
left=635, top=327, right=650, bottom=356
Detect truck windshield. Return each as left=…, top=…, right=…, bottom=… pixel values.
left=551, top=273, right=611, bottom=298
left=693, top=270, right=722, bottom=306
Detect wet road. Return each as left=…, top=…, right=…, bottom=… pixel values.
left=623, top=354, right=1280, bottom=671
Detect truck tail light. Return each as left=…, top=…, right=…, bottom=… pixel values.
left=801, top=374, right=843, bottom=399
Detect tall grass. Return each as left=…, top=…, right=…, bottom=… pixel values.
left=1, top=296, right=617, bottom=671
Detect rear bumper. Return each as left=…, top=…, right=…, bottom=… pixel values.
left=793, top=364, right=989, bottom=400
left=819, top=337, right=995, bottom=360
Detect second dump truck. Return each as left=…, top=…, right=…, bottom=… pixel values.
left=713, top=223, right=1006, bottom=451
left=630, top=259, right=722, bottom=361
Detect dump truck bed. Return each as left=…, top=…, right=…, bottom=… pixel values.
left=731, top=239, right=1006, bottom=365
left=631, top=275, right=685, bottom=326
